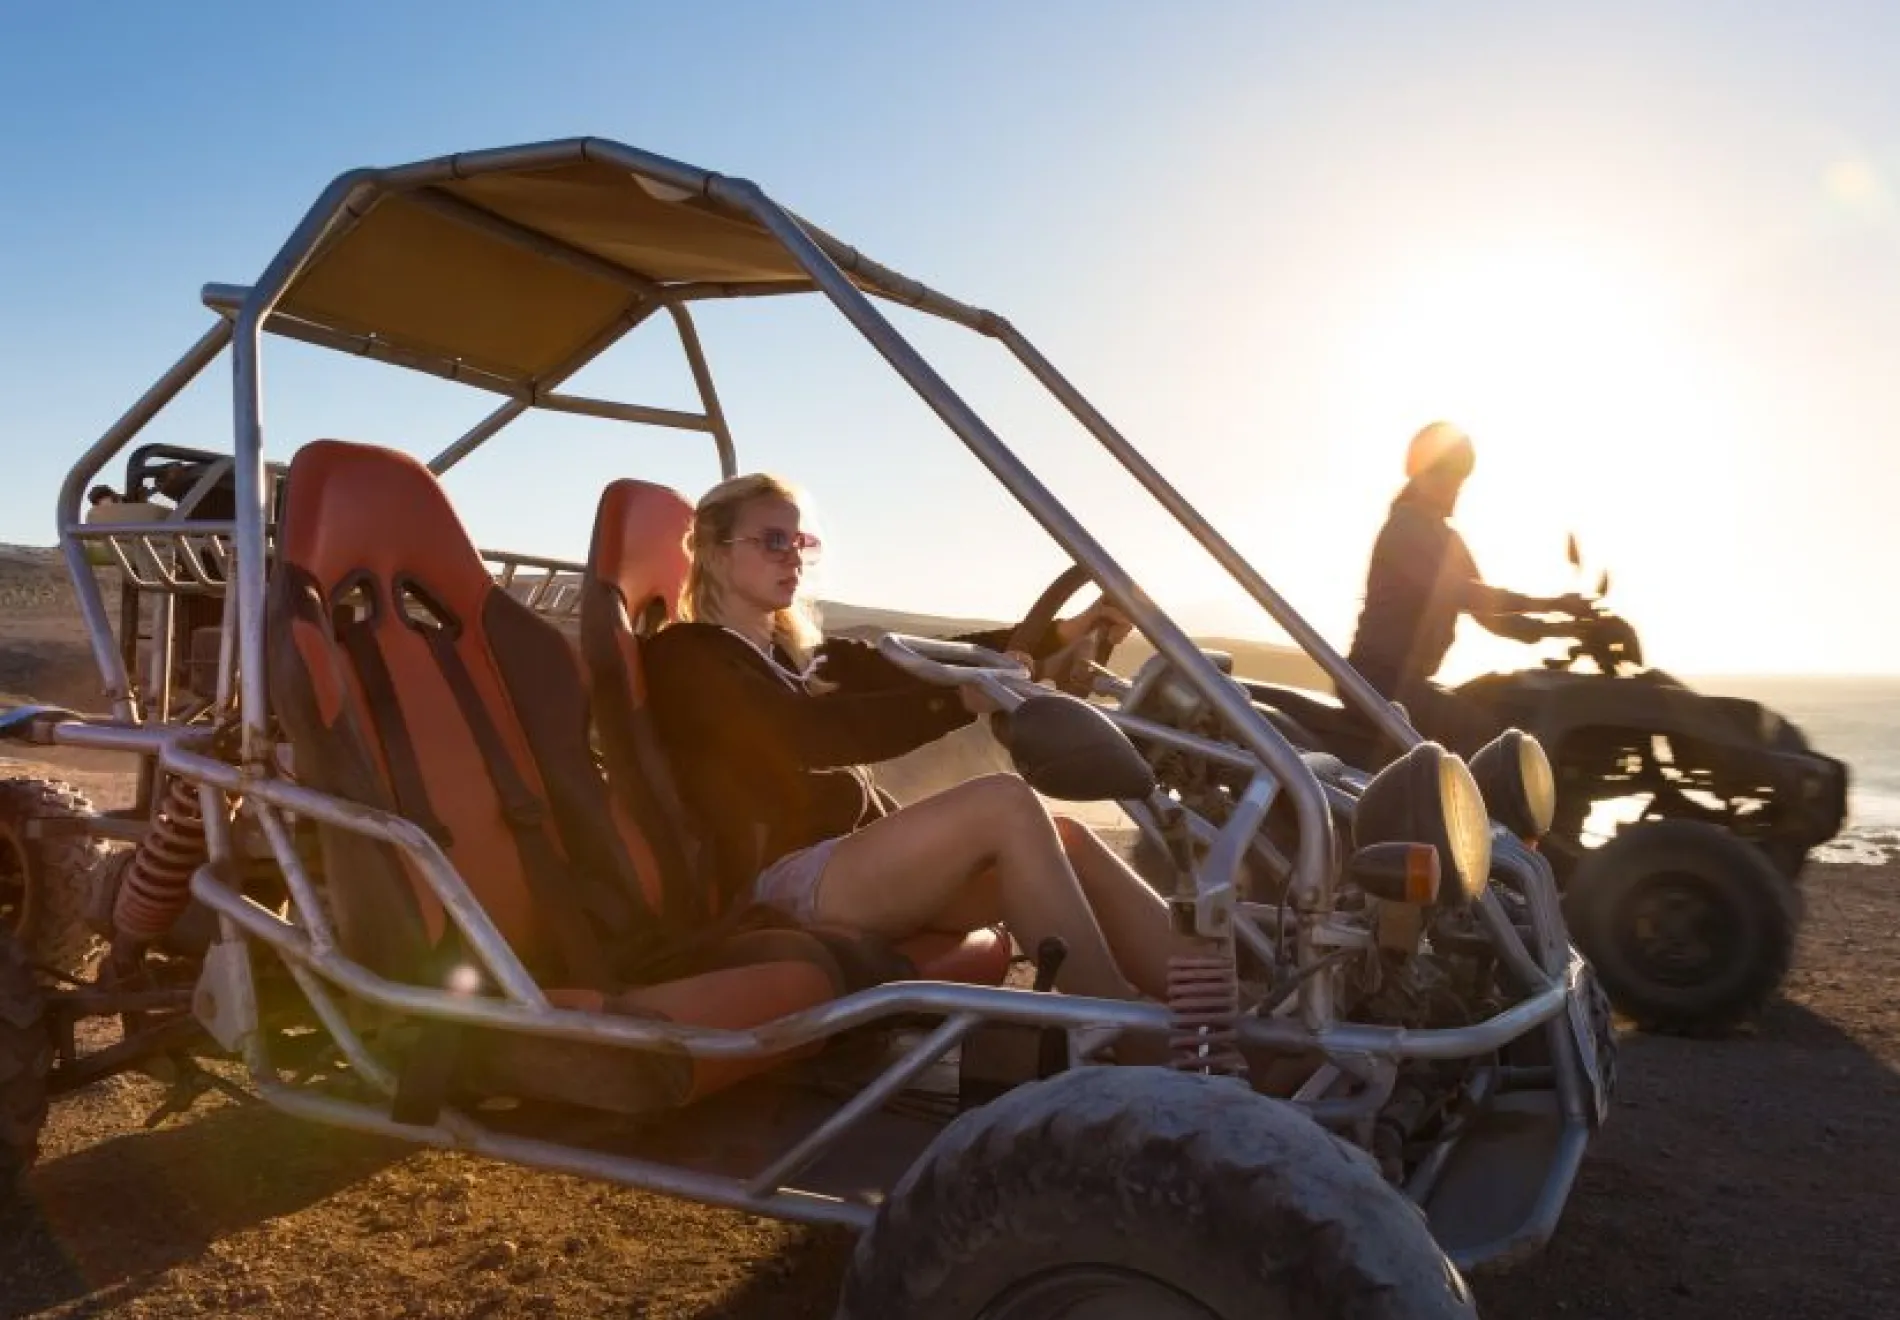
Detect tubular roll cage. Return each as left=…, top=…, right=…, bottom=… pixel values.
left=44, top=137, right=1591, bottom=1263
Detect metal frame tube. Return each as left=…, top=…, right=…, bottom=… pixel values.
left=430, top=399, right=533, bottom=476
left=747, top=1012, right=977, bottom=1196
left=248, top=801, right=338, bottom=955
left=534, top=392, right=713, bottom=432
left=668, top=279, right=818, bottom=302
left=251, top=1080, right=874, bottom=1229
left=406, top=186, right=664, bottom=299
left=1240, top=968, right=1571, bottom=1060
left=1476, top=890, right=1552, bottom=992
left=231, top=170, right=385, bottom=763
left=997, top=323, right=1420, bottom=751
left=197, top=867, right=1565, bottom=1065
left=428, top=299, right=667, bottom=475
left=710, top=176, right=1337, bottom=929
left=284, top=963, right=398, bottom=1096
left=203, top=284, right=525, bottom=396
left=194, top=875, right=1165, bottom=1055
left=50, top=721, right=180, bottom=754
left=478, top=549, right=586, bottom=576
left=66, top=523, right=236, bottom=595
left=166, top=741, right=549, bottom=1008
left=56, top=320, right=234, bottom=718
left=1447, top=1124, right=1591, bottom=1272
left=668, top=303, right=738, bottom=477
left=373, top=139, right=616, bottom=191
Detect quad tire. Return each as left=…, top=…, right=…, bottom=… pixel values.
left=0, top=929, right=52, bottom=1182
left=837, top=1065, right=1477, bottom=1319
left=1564, top=818, right=1797, bottom=1034
left=0, top=777, right=108, bottom=975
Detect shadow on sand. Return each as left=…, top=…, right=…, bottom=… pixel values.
left=3, top=993, right=1893, bottom=1319
left=1471, top=996, right=1900, bottom=1319
left=0, top=1097, right=403, bottom=1320
left=692, top=997, right=1900, bottom=1319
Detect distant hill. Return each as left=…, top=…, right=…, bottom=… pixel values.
left=0, top=544, right=120, bottom=711
left=820, top=599, right=1331, bottom=693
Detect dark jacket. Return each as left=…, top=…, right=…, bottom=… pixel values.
left=642, top=622, right=1032, bottom=911
left=1346, top=483, right=1543, bottom=694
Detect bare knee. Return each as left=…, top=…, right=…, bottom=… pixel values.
left=944, top=775, right=1056, bottom=863
left=965, top=773, right=1049, bottom=828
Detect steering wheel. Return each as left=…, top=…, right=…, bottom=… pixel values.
left=875, top=632, right=1031, bottom=690
left=1006, top=563, right=1123, bottom=698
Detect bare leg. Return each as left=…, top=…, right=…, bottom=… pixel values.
left=930, top=820, right=1175, bottom=1001
left=811, top=774, right=1137, bottom=1000
left=1052, top=817, right=1175, bottom=1001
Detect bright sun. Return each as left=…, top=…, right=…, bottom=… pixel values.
left=1333, top=243, right=1743, bottom=680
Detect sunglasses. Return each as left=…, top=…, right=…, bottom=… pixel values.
left=724, top=528, right=823, bottom=562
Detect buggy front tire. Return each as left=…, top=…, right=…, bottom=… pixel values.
left=0, top=930, right=52, bottom=1183
left=0, top=777, right=109, bottom=975
left=837, top=1065, right=1477, bottom=1320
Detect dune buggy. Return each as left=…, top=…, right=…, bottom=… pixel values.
left=2, top=136, right=1611, bottom=1316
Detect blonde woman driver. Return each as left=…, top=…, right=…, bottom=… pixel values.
left=642, top=474, right=1175, bottom=1004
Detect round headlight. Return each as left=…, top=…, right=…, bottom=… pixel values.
left=1469, top=729, right=1556, bottom=840
left=1351, top=741, right=1493, bottom=905
left=1436, top=751, right=1493, bottom=894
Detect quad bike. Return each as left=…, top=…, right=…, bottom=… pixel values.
left=1, top=136, right=1613, bottom=1316
left=1189, top=541, right=1849, bottom=1034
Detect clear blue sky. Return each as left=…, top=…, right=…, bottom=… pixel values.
left=4, top=2, right=1897, bottom=675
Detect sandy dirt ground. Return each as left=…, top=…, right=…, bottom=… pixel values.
left=1, top=746, right=1895, bottom=1318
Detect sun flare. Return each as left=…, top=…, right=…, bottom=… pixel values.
left=1335, top=244, right=1745, bottom=679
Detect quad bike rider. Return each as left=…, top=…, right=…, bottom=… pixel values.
left=1246, top=422, right=1849, bottom=1034
left=1340, top=421, right=1590, bottom=763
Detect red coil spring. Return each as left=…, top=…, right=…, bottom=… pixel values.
left=1167, top=943, right=1248, bottom=1079
left=112, top=775, right=210, bottom=943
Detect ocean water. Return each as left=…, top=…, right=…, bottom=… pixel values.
left=1697, top=675, right=1900, bottom=863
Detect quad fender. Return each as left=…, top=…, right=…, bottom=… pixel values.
left=1456, top=670, right=1849, bottom=849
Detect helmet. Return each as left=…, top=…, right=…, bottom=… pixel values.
left=1404, top=421, right=1475, bottom=479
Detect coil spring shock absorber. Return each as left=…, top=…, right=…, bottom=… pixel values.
left=111, top=773, right=211, bottom=947
left=1149, top=798, right=1248, bottom=1079
left=1167, top=935, right=1248, bottom=1078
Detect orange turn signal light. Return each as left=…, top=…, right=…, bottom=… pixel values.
left=1346, top=841, right=1443, bottom=905
left=1402, top=843, right=1441, bottom=904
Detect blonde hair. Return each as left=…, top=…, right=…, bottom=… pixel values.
left=681, top=472, right=824, bottom=667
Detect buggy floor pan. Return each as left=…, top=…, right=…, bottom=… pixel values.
left=1419, top=1089, right=1589, bottom=1272
left=599, top=1072, right=953, bottom=1207
left=460, top=1029, right=970, bottom=1211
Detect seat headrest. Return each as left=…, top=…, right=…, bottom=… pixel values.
left=587, top=479, right=693, bottom=631
left=280, top=440, right=492, bottom=619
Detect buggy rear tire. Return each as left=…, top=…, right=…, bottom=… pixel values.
left=1563, top=818, right=1797, bottom=1034
left=0, top=777, right=108, bottom=975
left=0, top=929, right=52, bottom=1183
left=836, top=1065, right=1477, bottom=1319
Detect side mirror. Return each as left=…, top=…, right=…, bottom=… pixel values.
left=993, top=693, right=1156, bottom=802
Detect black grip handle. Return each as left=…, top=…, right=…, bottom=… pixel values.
left=1033, top=935, right=1070, bottom=1078
left=1032, top=935, right=1068, bottom=992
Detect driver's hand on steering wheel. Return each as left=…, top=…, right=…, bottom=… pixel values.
left=1054, top=595, right=1134, bottom=648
